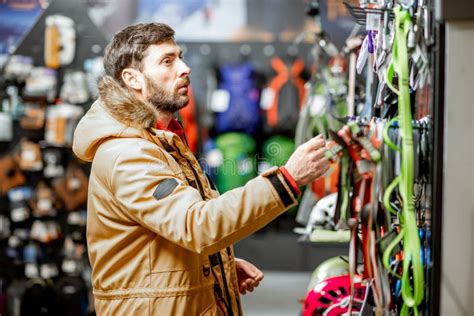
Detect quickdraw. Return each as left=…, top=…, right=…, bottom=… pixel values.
left=382, top=6, right=424, bottom=316
left=326, top=121, right=391, bottom=314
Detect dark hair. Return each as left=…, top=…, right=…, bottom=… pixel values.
left=103, top=23, right=175, bottom=85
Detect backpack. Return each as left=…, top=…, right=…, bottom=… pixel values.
left=262, top=135, right=295, bottom=167
left=215, top=133, right=257, bottom=193
left=177, top=85, right=199, bottom=154
left=52, top=163, right=88, bottom=212
left=265, top=57, right=306, bottom=137
left=214, top=63, right=261, bottom=135
left=20, top=278, right=59, bottom=316
left=56, top=276, right=89, bottom=316
left=262, top=135, right=299, bottom=216
left=0, top=155, right=26, bottom=196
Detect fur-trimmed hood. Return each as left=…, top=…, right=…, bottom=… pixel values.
left=73, top=75, right=162, bottom=162
left=97, top=75, right=159, bottom=130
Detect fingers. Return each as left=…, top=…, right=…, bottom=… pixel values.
left=244, top=280, right=258, bottom=289
left=305, top=134, right=326, bottom=151
left=313, top=147, right=326, bottom=161
left=244, top=266, right=257, bottom=279
left=237, top=259, right=264, bottom=282
left=246, top=264, right=263, bottom=282
left=239, top=279, right=259, bottom=295
left=311, top=147, right=330, bottom=170
left=318, top=159, right=331, bottom=176
left=285, top=134, right=332, bottom=186
left=235, top=258, right=264, bottom=295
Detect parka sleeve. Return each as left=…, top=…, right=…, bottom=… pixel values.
left=110, top=141, right=298, bottom=256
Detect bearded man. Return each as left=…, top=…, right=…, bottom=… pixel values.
left=73, top=23, right=329, bottom=315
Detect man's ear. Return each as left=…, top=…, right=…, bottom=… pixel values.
left=121, top=68, right=145, bottom=92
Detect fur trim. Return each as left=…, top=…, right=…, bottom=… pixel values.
left=97, top=75, right=158, bottom=129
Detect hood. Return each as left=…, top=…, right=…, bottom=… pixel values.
left=72, top=75, right=160, bottom=162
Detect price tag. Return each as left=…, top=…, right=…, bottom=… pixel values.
left=237, top=158, right=253, bottom=175
left=0, top=112, right=13, bottom=141
left=210, top=89, right=230, bottom=113
left=356, top=36, right=369, bottom=74
left=0, top=215, right=10, bottom=238
left=25, top=263, right=39, bottom=278
left=11, top=207, right=29, bottom=222
left=309, top=95, right=326, bottom=117
left=205, top=149, right=224, bottom=168
left=8, top=235, right=20, bottom=248
left=21, top=149, right=36, bottom=162
left=44, top=164, right=64, bottom=178
left=31, top=220, right=48, bottom=242
left=40, top=264, right=58, bottom=279
left=38, top=198, right=52, bottom=212
left=63, top=285, right=78, bottom=294
left=62, top=259, right=77, bottom=274
left=68, top=177, right=81, bottom=191
left=9, top=190, right=24, bottom=202
left=366, top=13, right=381, bottom=31
left=260, top=88, right=275, bottom=110
left=67, top=212, right=82, bottom=225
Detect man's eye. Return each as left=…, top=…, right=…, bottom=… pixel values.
left=162, top=58, right=172, bottom=65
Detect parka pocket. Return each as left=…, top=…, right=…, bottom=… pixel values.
left=199, top=301, right=219, bottom=316
left=150, top=237, right=201, bottom=272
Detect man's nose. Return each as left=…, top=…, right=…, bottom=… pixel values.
left=177, top=59, right=191, bottom=77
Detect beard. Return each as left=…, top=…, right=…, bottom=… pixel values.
left=144, top=75, right=189, bottom=113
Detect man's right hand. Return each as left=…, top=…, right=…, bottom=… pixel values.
left=284, top=135, right=330, bottom=187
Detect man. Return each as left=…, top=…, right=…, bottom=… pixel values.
left=73, top=23, right=329, bottom=315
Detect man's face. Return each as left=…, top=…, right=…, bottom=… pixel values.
left=140, top=40, right=191, bottom=113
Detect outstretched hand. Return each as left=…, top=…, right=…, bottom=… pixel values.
left=235, top=258, right=264, bottom=295
left=284, top=134, right=330, bottom=186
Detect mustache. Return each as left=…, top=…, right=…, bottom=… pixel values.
left=178, top=77, right=191, bottom=88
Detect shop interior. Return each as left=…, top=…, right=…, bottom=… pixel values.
left=0, top=0, right=473, bottom=315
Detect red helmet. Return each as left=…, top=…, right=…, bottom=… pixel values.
left=303, top=275, right=366, bottom=316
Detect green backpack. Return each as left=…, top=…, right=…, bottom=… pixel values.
left=262, top=135, right=295, bottom=167
left=262, top=135, right=300, bottom=215
left=215, top=133, right=257, bottom=193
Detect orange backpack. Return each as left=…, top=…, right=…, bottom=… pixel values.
left=266, top=57, right=306, bottom=136
left=178, top=86, right=199, bottom=153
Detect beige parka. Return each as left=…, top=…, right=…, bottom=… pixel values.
left=72, top=76, right=299, bottom=315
